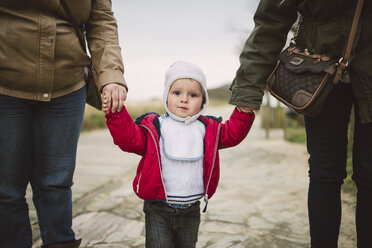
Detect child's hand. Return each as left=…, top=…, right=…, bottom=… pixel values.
left=102, top=95, right=110, bottom=113
left=237, top=106, right=257, bottom=113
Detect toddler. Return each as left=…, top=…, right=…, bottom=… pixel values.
left=104, top=61, right=255, bottom=247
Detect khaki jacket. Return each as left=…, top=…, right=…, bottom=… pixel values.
left=230, top=0, right=372, bottom=123
left=0, top=0, right=126, bottom=101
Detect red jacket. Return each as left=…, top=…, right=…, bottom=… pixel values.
left=106, top=107, right=254, bottom=208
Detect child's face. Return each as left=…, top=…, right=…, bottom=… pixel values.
left=167, top=79, right=203, bottom=118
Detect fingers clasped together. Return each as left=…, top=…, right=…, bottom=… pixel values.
left=102, top=83, right=127, bottom=113
left=237, top=106, right=257, bottom=113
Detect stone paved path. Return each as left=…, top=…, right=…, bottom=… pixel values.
left=31, top=105, right=357, bottom=247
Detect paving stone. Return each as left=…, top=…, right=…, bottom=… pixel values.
left=202, top=235, right=248, bottom=248
left=110, top=183, right=133, bottom=197
left=85, top=194, right=124, bottom=211
left=200, top=221, right=249, bottom=235
left=105, top=220, right=145, bottom=241
left=247, top=216, right=275, bottom=230
left=73, top=212, right=144, bottom=247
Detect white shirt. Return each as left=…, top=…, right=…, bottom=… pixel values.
left=159, top=114, right=205, bottom=205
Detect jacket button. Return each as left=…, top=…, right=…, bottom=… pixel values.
left=43, top=93, right=49, bottom=98
left=48, top=37, right=54, bottom=43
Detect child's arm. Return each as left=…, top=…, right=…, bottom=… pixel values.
left=218, top=107, right=255, bottom=149
left=237, top=106, right=258, bottom=113
left=105, top=107, right=147, bottom=155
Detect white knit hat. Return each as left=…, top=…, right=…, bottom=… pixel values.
left=163, top=61, right=209, bottom=124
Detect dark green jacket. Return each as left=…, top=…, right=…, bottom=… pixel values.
left=229, top=0, right=372, bottom=123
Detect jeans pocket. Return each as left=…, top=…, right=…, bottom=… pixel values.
left=187, top=201, right=201, bottom=212
left=143, top=200, right=152, bottom=213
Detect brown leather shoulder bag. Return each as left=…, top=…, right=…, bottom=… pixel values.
left=267, top=0, right=364, bottom=117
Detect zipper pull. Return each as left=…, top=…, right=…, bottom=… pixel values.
left=203, top=194, right=209, bottom=212
left=136, top=174, right=142, bottom=193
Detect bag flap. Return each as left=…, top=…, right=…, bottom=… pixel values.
left=279, top=47, right=336, bottom=74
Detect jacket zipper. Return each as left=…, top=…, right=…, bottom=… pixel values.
left=138, top=124, right=168, bottom=202
left=136, top=172, right=142, bottom=193
left=203, top=123, right=221, bottom=212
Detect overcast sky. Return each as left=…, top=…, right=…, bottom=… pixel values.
left=111, top=0, right=259, bottom=101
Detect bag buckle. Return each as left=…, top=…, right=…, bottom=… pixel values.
left=338, top=57, right=349, bottom=67
left=333, top=58, right=349, bottom=84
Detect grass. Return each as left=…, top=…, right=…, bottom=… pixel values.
left=283, top=114, right=356, bottom=193
left=81, top=99, right=165, bottom=132
left=126, top=99, right=165, bottom=119
left=284, top=126, right=307, bottom=143
left=81, top=105, right=106, bottom=132
left=342, top=150, right=356, bottom=194
left=283, top=114, right=306, bottom=143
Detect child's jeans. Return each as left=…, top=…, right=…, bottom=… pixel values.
left=143, top=200, right=201, bottom=248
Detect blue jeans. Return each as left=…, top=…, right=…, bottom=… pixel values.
left=305, top=82, right=372, bottom=248
left=143, top=200, right=201, bottom=248
left=0, top=87, right=86, bottom=248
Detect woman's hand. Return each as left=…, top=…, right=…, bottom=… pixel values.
left=102, top=83, right=127, bottom=113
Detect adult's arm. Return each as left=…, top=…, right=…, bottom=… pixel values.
left=229, top=0, right=298, bottom=109
left=86, top=0, right=127, bottom=112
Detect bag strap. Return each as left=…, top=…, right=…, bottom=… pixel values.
left=59, top=0, right=88, bottom=54
left=333, top=0, right=364, bottom=84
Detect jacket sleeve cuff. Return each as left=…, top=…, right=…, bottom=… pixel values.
left=228, top=88, right=263, bottom=109
left=232, top=107, right=255, bottom=119
left=105, top=106, right=128, bottom=119
left=98, top=70, right=127, bottom=92
left=105, top=111, right=115, bottom=119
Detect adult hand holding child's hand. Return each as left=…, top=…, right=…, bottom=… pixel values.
left=237, top=106, right=257, bottom=113
left=102, top=83, right=127, bottom=113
